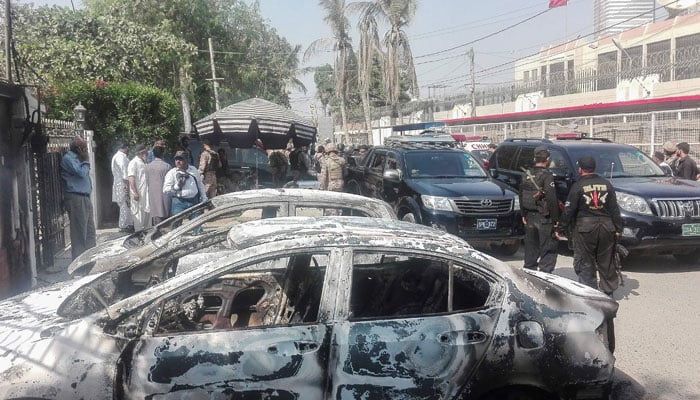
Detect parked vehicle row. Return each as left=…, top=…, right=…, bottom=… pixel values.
left=344, top=134, right=524, bottom=255
left=489, top=136, right=700, bottom=261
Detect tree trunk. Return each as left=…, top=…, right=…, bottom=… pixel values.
left=362, top=91, right=371, bottom=139
left=179, top=66, right=192, bottom=134
left=340, top=96, right=348, bottom=143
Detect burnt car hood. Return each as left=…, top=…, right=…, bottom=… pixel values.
left=67, top=234, right=157, bottom=275
left=406, top=178, right=514, bottom=198
left=610, top=176, right=700, bottom=196
left=0, top=275, right=122, bottom=399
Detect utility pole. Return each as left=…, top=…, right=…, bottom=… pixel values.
left=468, top=48, right=476, bottom=117
left=5, top=0, right=12, bottom=83
left=207, top=38, right=223, bottom=111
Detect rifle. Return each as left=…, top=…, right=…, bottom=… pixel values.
left=613, top=242, right=629, bottom=287
left=521, top=167, right=544, bottom=202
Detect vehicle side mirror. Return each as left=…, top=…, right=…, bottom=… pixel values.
left=489, top=168, right=498, bottom=178
left=383, top=168, right=401, bottom=182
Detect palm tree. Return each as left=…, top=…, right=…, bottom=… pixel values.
left=350, top=0, right=419, bottom=126
left=304, top=0, right=354, bottom=138
left=356, top=13, right=381, bottom=133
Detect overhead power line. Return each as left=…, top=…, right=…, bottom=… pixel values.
left=420, top=0, right=681, bottom=89
left=415, top=8, right=551, bottom=59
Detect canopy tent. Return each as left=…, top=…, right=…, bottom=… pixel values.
left=193, top=98, right=317, bottom=149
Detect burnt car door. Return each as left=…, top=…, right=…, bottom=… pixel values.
left=123, top=251, right=334, bottom=399
left=328, top=250, right=502, bottom=399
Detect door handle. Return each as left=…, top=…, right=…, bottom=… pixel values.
left=438, top=331, right=487, bottom=345
left=295, top=341, right=319, bottom=353
left=267, top=341, right=319, bottom=355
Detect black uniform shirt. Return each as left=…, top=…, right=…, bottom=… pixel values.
left=519, top=166, right=560, bottom=222
left=558, top=173, right=623, bottom=234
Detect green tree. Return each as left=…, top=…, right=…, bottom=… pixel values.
left=350, top=0, right=419, bottom=125
left=44, top=80, right=181, bottom=158
left=305, top=0, right=354, bottom=136
left=9, top=5, right=195, bottom=88
left=314, top=64, right=336, bottom=116
left=84, top=0, right=304, bottom=119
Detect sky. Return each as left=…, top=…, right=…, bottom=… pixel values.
left=18, top=0, right=606, bottom=117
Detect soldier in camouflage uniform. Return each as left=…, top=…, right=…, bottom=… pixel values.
left=319, top=143, right=347, bottom=192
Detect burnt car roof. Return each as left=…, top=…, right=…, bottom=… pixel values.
left=208, top=188, right=391, bottom=209
left=225, top=216, right=470, bottom=252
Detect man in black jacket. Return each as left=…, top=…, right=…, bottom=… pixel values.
left=675, top=142, right=699, bottom=180
left=556, top=155, right=623, bottom=296
left=520, top=146, right=560, bottom=272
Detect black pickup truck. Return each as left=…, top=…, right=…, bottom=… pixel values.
left=345, top=135, right=523, bottom=255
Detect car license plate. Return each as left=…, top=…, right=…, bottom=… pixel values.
left=477, top=218, right=497, bottom=230
left=682, top=223, right=700, bottom=236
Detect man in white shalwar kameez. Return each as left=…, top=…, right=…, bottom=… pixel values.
left=111, top=142, right=133, bottom=232
left=128, top=144, right=151, bottom=231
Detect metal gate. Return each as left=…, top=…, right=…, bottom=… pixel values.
left=32, top=119, right=74, bottom=270
left=32, top=151, right=66, bottom=269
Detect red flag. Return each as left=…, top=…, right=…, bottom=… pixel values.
left=549, top=0, right=567, bottom=8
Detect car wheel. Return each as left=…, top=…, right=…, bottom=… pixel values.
left=492, top=241, right=520, bottom=256
left=673, top=249, right=700, bottom=264
left=401, top=212, right=417, bottom=223
left=480, top=387, right=556, bottom=400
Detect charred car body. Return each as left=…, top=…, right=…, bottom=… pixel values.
left=345, top=135, right=523, bottom=255
left=490, top=136, right=700, bottom=261
left=68, top=188, right=397, bottom=277
left=1, top=217, right=616, bottom=399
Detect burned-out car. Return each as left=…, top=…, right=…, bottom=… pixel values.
left=68, top=188, right=396, bottom=276
left=1, top=217, right=616, bottom=399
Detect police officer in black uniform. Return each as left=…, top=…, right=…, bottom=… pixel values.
left=556, top=155, right=623, bottom=295
left=520, top=146, right=561, bottom=272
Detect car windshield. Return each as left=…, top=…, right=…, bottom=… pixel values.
left=405, top=151, right=487, bottom=178
left=149, top=200, right=217, bottom=241
left=568, top=147, right=665, bottom=178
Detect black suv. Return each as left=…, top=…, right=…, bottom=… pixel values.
left=490, top=136, right=700, bottom=261
left=345, top=135, right=523, bottom=254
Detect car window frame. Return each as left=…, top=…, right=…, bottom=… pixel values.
left=154, top=200, right=290, bottom=247
left=336, top=248, right=502, bottom=322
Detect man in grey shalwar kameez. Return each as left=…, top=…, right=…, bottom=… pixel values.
left=146, top=145, right=172, bottom=225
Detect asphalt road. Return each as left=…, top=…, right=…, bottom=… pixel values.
left=498, top=247, right=700, bottom=400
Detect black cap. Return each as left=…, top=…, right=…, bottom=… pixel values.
left=578, top=155, right=596, bottom=171
left=174, top=150, right=186, bottom=160
left=118, top=142, right=129, bottom=149
left=534, top=145, right=550, bottom=161
left=134, top=144, right=147, bottom=153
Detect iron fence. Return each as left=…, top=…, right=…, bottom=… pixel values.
left=445, top=108, right=700, bottom=160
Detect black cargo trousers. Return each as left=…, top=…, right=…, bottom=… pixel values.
left=571, top=216, right=619, bottom=294
left=523, top=212, right=558, bottom=273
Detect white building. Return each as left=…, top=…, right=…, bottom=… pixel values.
left=594, top=0, right=657, bottom=39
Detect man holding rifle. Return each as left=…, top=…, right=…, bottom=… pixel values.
left=520, top=146, right=561, bottom=273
